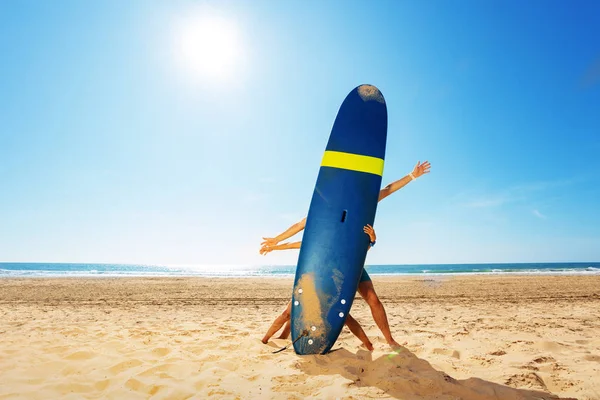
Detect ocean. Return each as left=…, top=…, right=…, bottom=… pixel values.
left=1, top=262, right=599, bottom=278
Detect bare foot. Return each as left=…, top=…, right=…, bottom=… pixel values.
left=364, top=341, right=374, bottom=351
left=388, top=339, right=407, bottom=350
left=261, top=337, right=269, bottom=344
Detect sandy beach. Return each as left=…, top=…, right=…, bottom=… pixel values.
left=1, top=275, right=599, bottom=399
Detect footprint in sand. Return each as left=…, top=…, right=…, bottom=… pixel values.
left=60, top=365, right=89, bottom=376
left=207, top=388, right=236, bottom=397
left=584, top=354, right=600, bottom=362
left=94, top=379, right=111, bottom=391
left=532, top=356, right=556, bottom=364
left=181, top=344, right=208, bottom=355
left=471, top=355, right=497, bottom=366
left=244, top=374, right=261, bottom=382
left=151, top=347, right=171, bottom=357
left=194, top=380, right=206, bottom=391
left=139, top=364, right=175, bottom=379
left=215, top=360, right=238, bottom=371
left=272, top=375, right=315, bottom=395
left=519, top=364, right=539, bottom=371
left=20, top=378, right=45, bottom=386
left=49, top=345, right=73, bottom=354
left=54, top=382, right=94, bottom=395
left=63, top=350, right=96, bottom=361
left=199, top=354, right=220, bottom=363
left=505, top=372, right=547, bottom=391
left=511, top=340, right=534, bottom=345
left=103, top=340, right=127, bottom=351
left=108, top=359, right=144, bottom=375
left=538, top=341, right=567, bottom=352
left=124, top=377, right=166, bottom=396
left=432, top=348, right=461, bottom=359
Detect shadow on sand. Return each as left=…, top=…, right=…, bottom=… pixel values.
left=295, top=346, right=577, bottom=400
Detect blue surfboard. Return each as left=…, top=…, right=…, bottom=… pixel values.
left=290, top=84, right=388, bottom=355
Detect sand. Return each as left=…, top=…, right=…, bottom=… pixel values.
left=1, top=275, right=599, bottom=399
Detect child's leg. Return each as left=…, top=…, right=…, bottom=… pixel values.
left=262, top=301, right=292, bottom=344
left=277, top=320, right=291, bottom=339
left=344, top=314, right=374, bottom=351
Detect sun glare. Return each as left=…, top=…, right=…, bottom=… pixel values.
left=172, top=11, right=242, bottom=82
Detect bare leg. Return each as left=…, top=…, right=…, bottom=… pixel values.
left=344, top=314, right=374, bottom=351
left=262, top=301, right=292, bottom=344
left=277, top=320, right=291, bottom=339
left=272, top=309, right=373, bottom=350
left=357, top=280, right=402, bottom=348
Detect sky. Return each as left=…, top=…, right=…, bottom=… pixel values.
left=1, top=0, right=599, bottom=266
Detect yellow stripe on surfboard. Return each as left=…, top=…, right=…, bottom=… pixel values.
left=320, top=150, right=384, bottom=176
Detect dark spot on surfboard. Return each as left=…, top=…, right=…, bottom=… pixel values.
left=357, top=84, right=385, bottom=103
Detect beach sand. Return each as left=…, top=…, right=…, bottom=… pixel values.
left=1, top=275, right=599, bottom=399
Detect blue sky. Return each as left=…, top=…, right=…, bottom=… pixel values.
left=1, top=0, right=599, bottom=265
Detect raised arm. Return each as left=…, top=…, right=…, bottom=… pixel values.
left=261, top=217, right=307, bottom=247
left=378, top=160, right=431, bottom=202
left=261, top=160, right=430, bottom=249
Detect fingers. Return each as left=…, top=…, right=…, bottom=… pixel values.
left=259, top=246, right=271, bottom=255
left=422, top=161, right=431, bottom=174
left=261, top=237, right=277, bottom=246
left=414, top=160, right=431, bottom=177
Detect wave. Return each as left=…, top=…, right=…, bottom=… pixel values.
left=1, top=263, right=599, bottom=278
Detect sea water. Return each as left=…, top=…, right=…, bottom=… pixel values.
left=1, top=262, right=599, bottom=278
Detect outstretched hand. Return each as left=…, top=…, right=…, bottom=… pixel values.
left=261, top=237, right=278, bottom=247
left=260, top=244, right=274, bottom=255
left=412, top=161, right=431, bottom=178
left=363, top=224, right=376, bottom=242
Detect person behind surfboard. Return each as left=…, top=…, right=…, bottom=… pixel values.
left=260, top=161, right=431, bottom=349
left=261, top=224, right=378, bottom=351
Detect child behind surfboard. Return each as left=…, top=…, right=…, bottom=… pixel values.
left=261, top=224, right=378, bottom=351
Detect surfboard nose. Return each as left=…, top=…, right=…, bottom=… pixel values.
left=357, top=84, right=385, bottom=103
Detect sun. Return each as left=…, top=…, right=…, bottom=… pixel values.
left=172, top=11, right=242, bottom=82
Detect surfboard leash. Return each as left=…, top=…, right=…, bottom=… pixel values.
left=272, top=329, right=309, bottom=354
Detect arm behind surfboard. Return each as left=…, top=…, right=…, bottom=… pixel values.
left=259, top=241, right=301, bottom=255
left=260, top=161, right=430, bottom=248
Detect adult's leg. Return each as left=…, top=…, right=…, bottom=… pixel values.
left=357, top=274, right=401, bottom=348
